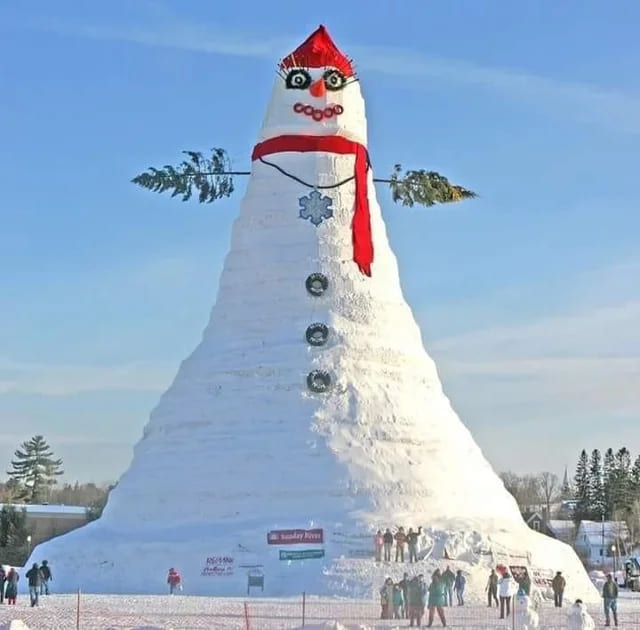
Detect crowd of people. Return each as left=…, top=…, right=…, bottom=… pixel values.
left=379, top=566, right=466, bottom=627
left=0, top=560, right=52, bottom=607
left=374, top=527, right=423, bottom=563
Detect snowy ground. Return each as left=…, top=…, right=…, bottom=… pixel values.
left=2, top=593, right=640, bottom=630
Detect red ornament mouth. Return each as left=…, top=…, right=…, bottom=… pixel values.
left=293, top=102, right=344, bottom=121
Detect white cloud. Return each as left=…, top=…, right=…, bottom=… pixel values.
left=12, top=12, right=640, bottom=134
left=430, top=300, right=640, bottom=417
left=0, top=357, right=175, bottom=396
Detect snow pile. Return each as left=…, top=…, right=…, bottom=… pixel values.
left=29, top=25, right=597, bottom=604
left=0, top=621, right=31, bottom=630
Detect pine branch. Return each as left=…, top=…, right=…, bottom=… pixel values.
left=132, top=149, right=237, bottom=203
left=388, top=164, right=477, bottom=208
left=132, top=150, right=477, bottom=210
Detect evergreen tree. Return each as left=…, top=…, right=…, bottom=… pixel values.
left=588, top=449, right=605, bottom=519
left=603, top=448, right=616, bottom=519
left=611, top=447, right=633, bottom=513
left=0, top=505, right=28, bottom=548
left=574, top=449, right=590, bottom=522
left=7, top=435, right=64, bottom=503
left=631, top=455, right=640, bottom=495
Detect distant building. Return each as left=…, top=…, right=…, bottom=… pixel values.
left=522, top=510, right=545, bottom=533
left=557, top=500, right=578, bottom=519
left=0, top=503, right=89, bottom=547
left=574, top=520, right=631, bottom=566
left=547, top=519, right=576, bottom=545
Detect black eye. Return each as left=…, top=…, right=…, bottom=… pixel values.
left=285, top=69, right=311, bottom=90
left=323, top=69, right=346, bottom=91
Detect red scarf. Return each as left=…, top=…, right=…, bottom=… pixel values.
left=252, top=135, right=373, bottom=276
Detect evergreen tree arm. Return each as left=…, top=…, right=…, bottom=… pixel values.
left=132, top=149, right=238, bottom=203
left=132, top=151, right=477, bottom=210
left=387, top=164, right=477, bottom=208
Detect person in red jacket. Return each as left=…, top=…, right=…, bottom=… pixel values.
left=167, top=567, right=182, bottom=594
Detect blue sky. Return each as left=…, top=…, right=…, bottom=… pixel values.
left=1, top=1, right=638, bottom=483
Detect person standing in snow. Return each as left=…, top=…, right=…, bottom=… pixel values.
left=383, top=528, right=393, bottom=562
left=427, top=569, right=447, bottom=627
left=568, top=599, right=595, bottom=630
left=518, top=567, right=531, bottom=596
left=380, top=577, right=394, bottom=619
left=399, top=572, right=410, bottom=618
left=498, top=571, right=517, bottom=619
left=392, top=582, right=405, bottom=619
left=40, top=559, right=52, bottom=595
left=454, top=569, right=466, bottom=605
left=407, top=526, right=422, bottom=563
left=374, top=529, right=384, bottom=562
left=407, top=574, right=427, bottom=627
left=552, top=571, right=566, bottom=607
left=395, top=526, right=407, bottom=562
left=167, top=567, right=182, bottom=594
left=602, top=573, right=619, bottom=627
left=441, top=565, right=455, bottom=606
left=26, top=562, right=41, bottom=607
left=0, top=564, right=6, bottom=603
left=486, top=568, right=499, bottom=607
left=5, top=567, right=18, bottom=605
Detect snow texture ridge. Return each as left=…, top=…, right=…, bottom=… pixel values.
left=29, top=27, right=597, bottom=603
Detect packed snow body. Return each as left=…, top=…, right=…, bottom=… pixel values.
left=29, top=25, right=597, bottom=602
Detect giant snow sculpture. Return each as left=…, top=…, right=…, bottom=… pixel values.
left=31, top=26, right=597, bottom=601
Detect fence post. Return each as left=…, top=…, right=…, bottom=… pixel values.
left=244, top=601, right=250, bottom=630
left=302, top=591, right=306, bottom=627
left=76, top=588, right=81, bottom=630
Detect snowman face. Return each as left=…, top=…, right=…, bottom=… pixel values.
left=259, top=66, right=367, bottom=143
left=259, top=26, right=368, bottom=143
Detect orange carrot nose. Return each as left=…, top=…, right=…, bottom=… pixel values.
left=309, top=78, right=326, bottom=98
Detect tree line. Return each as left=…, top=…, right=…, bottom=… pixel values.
left=573, top=447, right=640, bottom=523
left=499, top=447, right=640, bottom=546
left=1, top=435, right=112, bottom=564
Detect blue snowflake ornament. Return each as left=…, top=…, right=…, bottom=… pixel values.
left=299, top=190, right=334, bottom=226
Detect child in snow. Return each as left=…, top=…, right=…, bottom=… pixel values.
left=568, top=599, right=595, bottom=630
left=167, top=567, right=182, bottom=594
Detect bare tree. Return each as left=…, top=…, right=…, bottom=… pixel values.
left=539, top=472, right=559, bottom=522
left=500, top=471, right=543, bottom=512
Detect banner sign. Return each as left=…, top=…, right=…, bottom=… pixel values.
left=532, top=568, right=554, bottom=588
left=509, top=565, right=527, bottom=580
left=201, top=555, right=234, bottom=576
left=267, top=528, right=324, bottom=545
left=279, top=549, right=325, bottom=561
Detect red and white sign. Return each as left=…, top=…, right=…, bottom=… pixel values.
left=267, top=529, right=324, bottom=545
